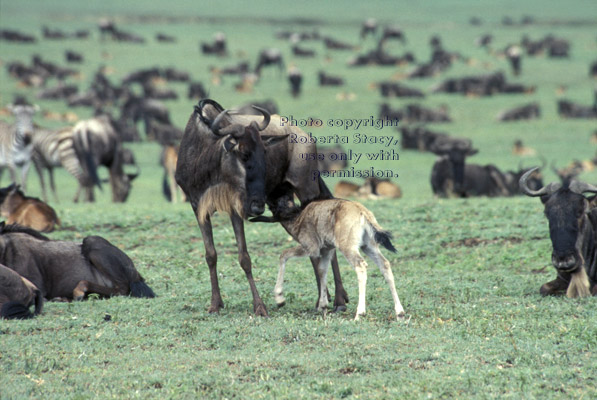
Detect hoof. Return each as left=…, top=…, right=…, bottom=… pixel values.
left=276, top=300, right=286, bottom=308
left=254, top=303, right=269, bottom=317
left=396, top=312, right=406, bottom=320
left=333, top=305, right=347, bottom=313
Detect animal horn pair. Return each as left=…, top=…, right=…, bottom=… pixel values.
left=520, top=167, right=597, bottom=197
left=211, top=106, right=271, bottom=136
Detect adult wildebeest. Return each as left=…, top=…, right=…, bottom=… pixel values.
left=0, top=263, right=43, bottom=319
left=0, top=184, right=60, bottom=232
left=250, top=195, right=405, bottom=321
left=175, top=99, right=348, bottom=316
left=318, top=71, right=344, bottom=86
left=520, top=169, right=597, bottom=297
left=557, top=99, right=597, bottom=119
left=255, top=48, right=284, bottom=76
left=0, top=222, right=155, bottom=301
left=71, top=116, right=139, bottom=202
left=379, top=82, right=424, bottom=98
left=0, top=102, right=37, bottom=191
left=288, top=66, right=303, bottom=98
left=399, top=125, right=448, bottom=151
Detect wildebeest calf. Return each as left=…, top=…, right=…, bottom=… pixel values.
left=0, top=263, right=43, bottom=319
left=0, top=183, right=60, bottom=232
left=251, top=196, right=405, bottom=321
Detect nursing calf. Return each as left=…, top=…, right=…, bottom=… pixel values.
left=252, top=196, right=405, bottom=321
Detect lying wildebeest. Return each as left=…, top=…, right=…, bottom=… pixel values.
left=255, top=48, right=284, bottom=76
left=519, top=169, right=597, bottom=297
left=359, top=177, right=402, bottom=199
left=250, top=195, right=405, bottom=321
left=0, top=222, right=155, bottom=300
left=200, top=32, right=227, bottom=56
left=0, top=263, right=43, bottom=319
left=175, top=99, right=349, bottom=316
left=0, top=184, right=60, bottom=232
left=399, top=125, right=448, bottom=151
left=557, top=99, right=597, bottom=119
left=333, top=181, right=361, bottom=198
left=497, top=102, right=540, bottom=121
left=379, top=82, right=424, bottom=98
left=430, top=137, right=482, bottom=197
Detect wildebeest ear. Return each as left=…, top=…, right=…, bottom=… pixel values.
left=261, top=134, right=289, bottom=147
left=223, top=136, right=238, bottom=152
left=467, top=148, right=479, bottom=156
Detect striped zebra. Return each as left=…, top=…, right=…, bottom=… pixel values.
left=31, top=126, right=84, bottom=202
left=0, top=103, right=38, bottom=192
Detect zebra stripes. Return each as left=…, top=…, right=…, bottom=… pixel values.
left=0, top=104, right=37, bottom=191
left=31, top=126, right=84, bottom=202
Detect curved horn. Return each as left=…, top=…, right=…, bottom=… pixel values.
left=210, top=109, right=230, bottom=135
left=569, top=180, right=597, bottom=195
left=252, top=106, right=271, bottom=131
left=519, top=167, right=561, bottom=197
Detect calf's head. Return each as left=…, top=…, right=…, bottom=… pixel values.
left=520, top=167, right=597, bottom=273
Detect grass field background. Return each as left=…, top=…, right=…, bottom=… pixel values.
left=1, top=0, right=596, bottom=398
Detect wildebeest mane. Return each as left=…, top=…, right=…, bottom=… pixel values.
left=0, top=222, right=50, bottom=241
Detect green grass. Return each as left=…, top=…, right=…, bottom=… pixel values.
left=1, top=1, right=597, bottom=399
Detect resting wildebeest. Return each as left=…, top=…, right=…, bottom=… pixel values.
left=250, top=195, right=405, bottom=321
left=0, top=183, right=60, bottom=232
left=497, top=102, right=540, bottom=121
left=255, top=48, right=284, bottom=76
left=0, top=222, right=155, bottom=301
left=0, top=263, right=43, bottom=319
left=175, top=99, right=348, bottom=316
left=399, top=125, right=448, bottom=151
left=520, top=169, right=597, bottom=297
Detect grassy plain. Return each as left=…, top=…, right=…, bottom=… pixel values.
left=1, top=0, right=596, bottom=399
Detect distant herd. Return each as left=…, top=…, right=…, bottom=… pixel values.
left=1, top=13, right=596, bottom=319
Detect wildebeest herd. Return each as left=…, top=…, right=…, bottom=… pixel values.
left=1, top=13, right=596, bottom=320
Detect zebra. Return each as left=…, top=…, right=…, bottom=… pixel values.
left=31, top=126, right=84, bottom=202
left=0, top=103, right=38, bottom=192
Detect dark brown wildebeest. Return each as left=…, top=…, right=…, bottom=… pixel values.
left=0, top=184, right=60, bottom=232
left=399, top=125, right=448, bottom=151
left=323, top=36, right=355, bottom=50
left=557, top=98, right=597, bottom=119
left=0, top=222, right=155, bottom=301
left=0, top=263, right=43, bottom=319
left=288, top=66, right=303, bottom=98
left=200, top=32, right=227, bottom=56
left=520, top=169, right=597, bottom=297
left=318, top=71, right=344, bottom=86
left=175, top=99, right=349, bottom=316
left=292, top=45, right=316, bottom=58
left=379, top=82, right=424, bottom=98
left=71, top=116, right=139, bottom=202
left=255, top=48, right=284, bottom=76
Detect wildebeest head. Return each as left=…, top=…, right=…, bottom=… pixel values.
left=520, top=167, right=597, bottom=273
left=430, top=137, right=478, bottom=195
left=201, top=102, right=285, bottom=217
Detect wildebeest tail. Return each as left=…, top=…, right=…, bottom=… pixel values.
left=374, top=229, right=397, bottom=253
left=317, top=175, right=334, bottom=200
left=130, top=281, right=156, bottom=298
left=1, top=301, right=34, bottom=319
left=73, top=129, right=102, bottom=190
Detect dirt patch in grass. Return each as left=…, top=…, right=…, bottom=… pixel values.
left=441, top=236, right=544, bottom=248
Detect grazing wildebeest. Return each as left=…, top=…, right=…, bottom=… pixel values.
left=318, top=71, right=344, bottom=86
left=0, top=184, right=60, bottom=232
left=505, top=45, right=522, bottom=76
left=71, top=116, right=139, bottom=202
left=250, top=195, right=405, bottom=321
left=200, top=32, right=227, bottom=56
left=0, top=102, right=37, bottom=191
left=520, top=169, right=597, bottom=297
left=497, top=102, right=540, bottom=121
left=175, top=99, right=349, bottom=316
left=255, top=48, right=284, bottom=76
left=0, top=263, right=43, bottom=319
left=0, top=222, right=155, bottom=300
left=360, top=18, right=378, bottom=40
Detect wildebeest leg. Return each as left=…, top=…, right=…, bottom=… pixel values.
left=276, top=246, right=309, bottom=307
left=539, top=272, right=570, bottom=296
left=230, top=212, right=268, bottom=317
left=330, top=252, right=348, bottom=312
left=362, top=244, right=405, bottom=320
left=316, top=248, right=335, bottom=316
left=197, top=215, right=225, bottom=313
left=72, top=280, right=122, bottom=300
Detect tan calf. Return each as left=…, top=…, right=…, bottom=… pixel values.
left=0, top=184, right=60, bottom=232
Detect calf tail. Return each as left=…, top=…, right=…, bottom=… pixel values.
left=1, top=301, right=34, bottom=319
left=130, top=281, right=156, bottom=298
left=374, top=229, right=397, bottom=253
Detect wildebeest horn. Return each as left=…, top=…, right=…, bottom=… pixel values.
left=210, top=109, right=230, bottom=135
left=251, top=106, right=271, bottom=131
left=568, top=180, right=597, bottom=195
left=519, top=167, right=561, bottom=197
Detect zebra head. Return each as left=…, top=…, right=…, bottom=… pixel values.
left=7, top=103, right=39, bottom=144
